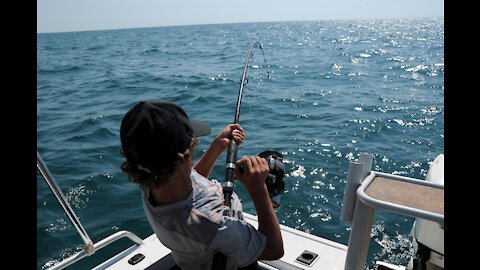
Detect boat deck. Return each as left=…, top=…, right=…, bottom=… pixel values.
left=93, top=213, right=348, bottom=270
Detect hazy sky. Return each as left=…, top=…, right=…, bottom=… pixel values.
left=37, top=0, right=444, bottom=33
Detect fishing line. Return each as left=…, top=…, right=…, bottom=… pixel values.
left=246, top=50, right=271, bottom=159
left=245, top=86, right=258, bottom=155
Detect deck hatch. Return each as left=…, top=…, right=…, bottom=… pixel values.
left=295, top=250, right=319, bottom=265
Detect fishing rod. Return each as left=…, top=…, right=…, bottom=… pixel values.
left=214, top=41, right=268, bottom=270
left=222, top=42, right=267, bottom=208
left=214, top=42, right=286, bottom=270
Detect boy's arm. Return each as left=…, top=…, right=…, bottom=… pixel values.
left=194, top=124, right=244, bottom=178
left=235, top=156, right=284, bottom=260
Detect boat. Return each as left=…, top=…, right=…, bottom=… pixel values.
left=37, top=151, right=444, bottom=270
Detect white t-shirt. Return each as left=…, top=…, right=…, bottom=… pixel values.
left=141, top=169, right=266, bottom=270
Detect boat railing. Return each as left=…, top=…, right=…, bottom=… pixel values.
left=37, top=151, right=144, bottom=270
left=340, top=153, right=444, bottom=270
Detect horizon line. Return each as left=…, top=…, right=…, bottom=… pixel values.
left=37, top=16, right=444, bottom=35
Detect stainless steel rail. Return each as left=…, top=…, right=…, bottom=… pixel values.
left=37, top=151, right=144, bottom=270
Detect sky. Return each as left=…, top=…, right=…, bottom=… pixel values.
left=37, top=0, right=444, bottom=33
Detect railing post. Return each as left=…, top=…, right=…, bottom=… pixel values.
left=37, top=151, right=94, bottom=254
left=340, top=161, right=364, bottom=223
left=345, top=200, right=376, bottom=270
left=38, top=151, right=148, bottom=270
left=343, top=153, right=375, bottom=270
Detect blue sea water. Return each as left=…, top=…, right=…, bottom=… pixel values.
left=37, top=18, right=444, bottom=270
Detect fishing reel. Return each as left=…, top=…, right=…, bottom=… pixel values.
left=237, top=150, right=286, bottom=207
left=258, top=150, right=286, bottom=200
left=238, top=150, right=286, bottom=198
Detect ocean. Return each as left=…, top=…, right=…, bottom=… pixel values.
left=37, top=18, right=444, bottom=270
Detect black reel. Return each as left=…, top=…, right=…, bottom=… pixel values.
left=258, top=150, right=286, bottom=199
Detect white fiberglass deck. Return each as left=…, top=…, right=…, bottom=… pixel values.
left=246, top=213, right=347, bottom=270
left=93, top=213, right=347, bottom=270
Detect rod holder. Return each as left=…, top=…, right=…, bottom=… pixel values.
left=340, top=161, right=363, bottom=223
left=358, top=152, right=373, bottom=180
left=340, top=153, right=373, bottom=223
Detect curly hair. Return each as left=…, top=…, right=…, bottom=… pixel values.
left=121, top=137, right=199, bottom=189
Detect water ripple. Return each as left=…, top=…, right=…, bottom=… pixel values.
left=37, top=18, right=443, bottom=270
